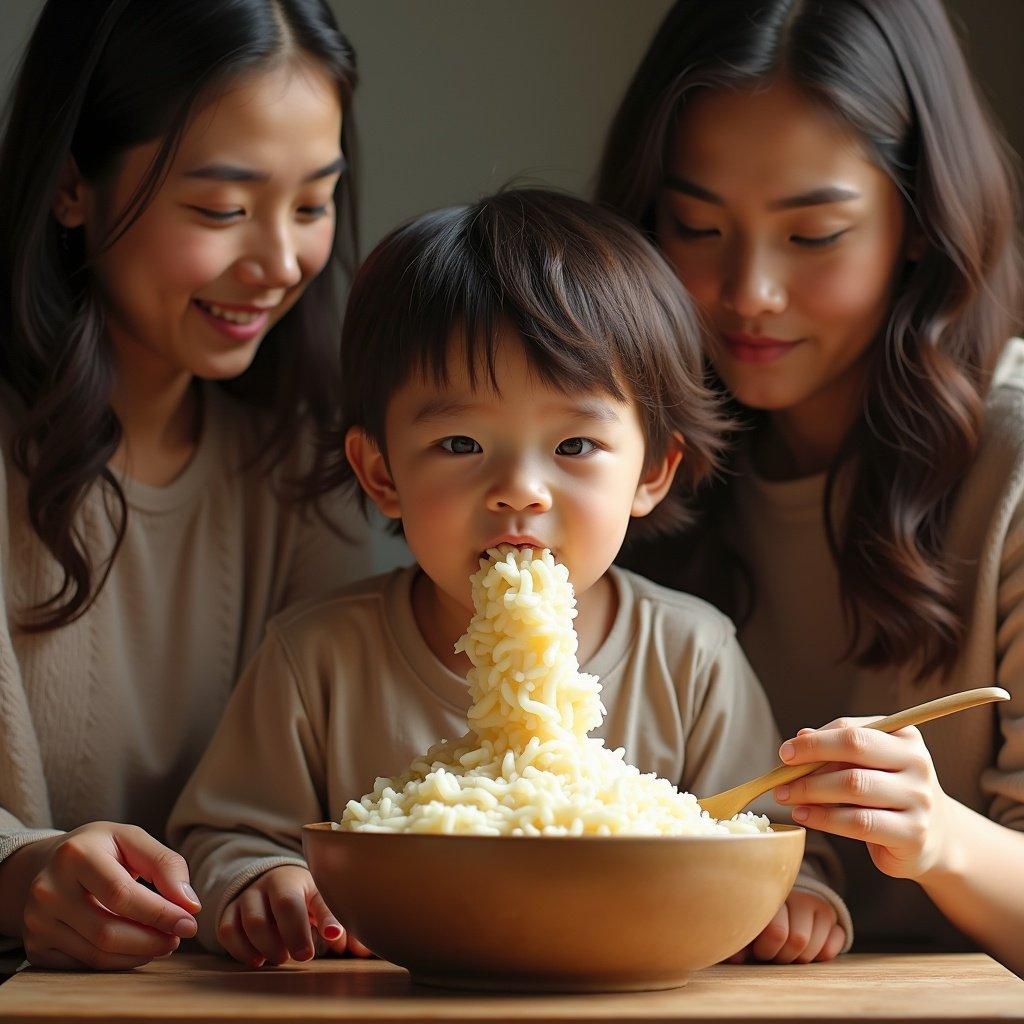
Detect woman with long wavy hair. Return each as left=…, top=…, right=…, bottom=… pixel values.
left=599, top=0, right=1024, bottom=972
left=0, top=0, right=370, bottom=970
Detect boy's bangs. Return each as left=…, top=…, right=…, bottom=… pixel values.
left=411, top=311, right=629, bottom=403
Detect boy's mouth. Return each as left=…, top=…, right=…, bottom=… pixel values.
left=479, top=536, right=550, bottom=560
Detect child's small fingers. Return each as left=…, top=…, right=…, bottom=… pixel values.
left=268, top=887, right=315, bottom=962
left=750, top=903, right=789, bottom=962
left=346, top=934, right=375, bottom=958
left=795, top=912, right=833, bottom=964
left=816, top=924, right=846, bottom=962
left=217, top=902, right=265, bottom=968
left=307, top=891, right=347, bottom=953
left=773, top=899, right=814, bottom=964
left=724, top=945, right=750, bottom=965
left=239, top=887, right=289, bottom=965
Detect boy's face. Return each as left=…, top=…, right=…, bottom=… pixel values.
left=349, top=328, right=680, bottom=617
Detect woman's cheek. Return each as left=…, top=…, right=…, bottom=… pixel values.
left=127, top=221, right=237, bottom=294
left=795, top=252, right=894, bottom=334
left=662, top=249, right=721, bottom=310
left=303, top=218, right=337, bottom=277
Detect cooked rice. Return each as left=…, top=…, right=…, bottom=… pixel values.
left=339, top=547, right=770, bottom=836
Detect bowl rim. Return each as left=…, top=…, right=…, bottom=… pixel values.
left=302, top=821, right=804, bottom=842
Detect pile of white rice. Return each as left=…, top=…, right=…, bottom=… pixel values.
left=340, top=547, right=770, bottom=837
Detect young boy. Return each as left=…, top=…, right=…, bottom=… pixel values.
left=168, top=190, right=851, bottom=968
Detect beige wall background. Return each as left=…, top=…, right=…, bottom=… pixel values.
left=2, top=0, right=1022, bottom=570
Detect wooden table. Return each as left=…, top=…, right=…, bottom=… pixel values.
left=0, top=952, right=1021, bottom=1023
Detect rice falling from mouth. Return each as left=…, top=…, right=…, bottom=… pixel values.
left=339, top=547, right=770, bottom=836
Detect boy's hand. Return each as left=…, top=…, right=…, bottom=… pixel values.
left=217, top=865, right=373, bottom=967
left=725, top=890, right=845, bottom=965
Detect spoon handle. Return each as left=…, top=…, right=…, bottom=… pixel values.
left=697, top=686, right=1010, bottom=821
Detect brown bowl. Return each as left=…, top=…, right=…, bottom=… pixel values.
left=302, top=822, right=804, bottom=993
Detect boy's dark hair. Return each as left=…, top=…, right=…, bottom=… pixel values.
left=318, top=188, right=730, bottom=540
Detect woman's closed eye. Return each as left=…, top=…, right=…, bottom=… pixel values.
left=297, top=203, right=331, bottom=220
left=791, top=228, right=849, bottom=248
left=439, top=435, right=482, bottom=455
left=555, top=437, right=598, bottom=457
left=186, top=203, right=332, bottom=223
left=188, top=205, right=244, bottom=222
left=671, top=218, right=719, bottom=240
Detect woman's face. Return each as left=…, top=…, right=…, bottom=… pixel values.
left=71, top=62, right=343, bottom=383
left=655, top=77, right=910, bottom=416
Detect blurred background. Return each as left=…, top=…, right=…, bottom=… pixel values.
left=2, top=0, right=1022, bottom=570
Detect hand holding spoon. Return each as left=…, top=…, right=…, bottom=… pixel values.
left=698, top=686, right=1010, bottom=821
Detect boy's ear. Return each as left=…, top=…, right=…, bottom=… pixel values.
left=631, top=435, right=684, bottom=518
left=344, top=427, right=401, bottom=520
left=51, top=157, right=88, bottom=229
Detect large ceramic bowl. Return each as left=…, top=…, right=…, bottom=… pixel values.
left=302, top=822, right=804, bottom=993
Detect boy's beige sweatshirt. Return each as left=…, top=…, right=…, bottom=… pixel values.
left=168, top=564, right=853, bottom=954
left=623, top=339, right=1024, bottom=952
left=0, top=382, right=371, bottom=951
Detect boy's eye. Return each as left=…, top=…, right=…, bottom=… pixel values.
left=440, top=435, right=482, bottom=455
left=188, top=206, right=244, bottom=222
left=791, top=229, right=849, bottom=248
left=556, top=437, right=597, bottom=457
left=672, top=218, right=719, bottom=240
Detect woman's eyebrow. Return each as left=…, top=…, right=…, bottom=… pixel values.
left=664, top=174, right=860, bottom=209
left=182, top=153, right=347, bottom=183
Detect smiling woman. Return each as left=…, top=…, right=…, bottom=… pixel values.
left=0, top=0, right=372, bottom=972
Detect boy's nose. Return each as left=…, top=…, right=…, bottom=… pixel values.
left=485, top=471, right=552, bottom=513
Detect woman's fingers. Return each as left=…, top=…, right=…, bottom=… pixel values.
left=43, top=919, right=163, bottom=971
left=65, top=834, right=197, bottom=938
left=108, top=826, right=202, bottom=921
left=750, top=902, right=789, bottom=962
left=53, top=884, right=181, bottom=960
left=787, top=804, right=908, bottom=844
left=780, top=722, right=922, bottom=772
left=775, top=767, right=915, bottom=811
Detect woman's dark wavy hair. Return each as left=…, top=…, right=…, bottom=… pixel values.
left=598, top=0, right=1023, bottom=680
left=0, top=0, right=358, bottom=631
left=313, top=188, right=730, bottom=540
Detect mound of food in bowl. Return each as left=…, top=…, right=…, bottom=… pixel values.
left=338, top=545, right=770, bottom=837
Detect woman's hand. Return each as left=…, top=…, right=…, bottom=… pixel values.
left=773, top=718, right=954, bottom=881
left=726, top=890, right=845, bottom=964
left=217, top=865, right=372, bottom=967
left=2, top=822, right=201, bottom=969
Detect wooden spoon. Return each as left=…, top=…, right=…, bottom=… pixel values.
left=698, top=686, right=1010, bottom=821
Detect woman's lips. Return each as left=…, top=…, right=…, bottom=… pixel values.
left=193, top=299, right=271, bottom=342
left=722, top=332, right=801, bottom=364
